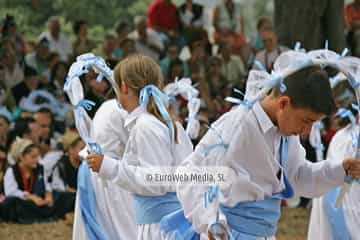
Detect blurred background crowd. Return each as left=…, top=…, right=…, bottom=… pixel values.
left=0, top=0, right=358, bottom=224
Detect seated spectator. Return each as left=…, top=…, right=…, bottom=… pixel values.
left=253, top=30, right=289, bottom=73
left=1, top=47, right=24, bottom=89
left=48, top=129, right=83, bottom=193
left=128, top=15, right=164, bottom=61
left=1, top=15, right=26, bottom=62
left=97, top=33, right=121, bottom=66
left=147, top=0, right=185, bottom=48
left=0, top=138, right=72, bottom=223
left=188, top=39, right=207, bottom=82
left=72, top=19, right=96, bottom=58
left=8, top=118, right=41, bottom=160
left=167, top=58, right=185, bottom=84
left=213, top=0, right=246, bottom=55
left=39, top=16, right=72, bottom=62
left=218, top=41, right=246, bottom=91
left=160, top=42, right=190, bottom=78
left=11, top=65, right=39, bottom=104
left=178, top=0, right=205, bottom=42
left=0, top=146, right=7, bottom=201
left=251, top=17, right=273, bottom=52
left=0, top=108, right=11, bottom=149
left=345, top=0, right=360, bottom=56
left=115, top=21, right=132, bottom=50
left=48, top=61, right=67, bottom=98
left=119, top=38, right=136, bottom=61
left=25, top=38, right=51, bottom=82
left=33, top=108, right=54, bottom=148
left=147, top=0, right=180, bottom=35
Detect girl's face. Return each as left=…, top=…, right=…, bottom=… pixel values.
left=20, top=147, right=40, bottom=169
left=0, top=117, right=9, bottom=138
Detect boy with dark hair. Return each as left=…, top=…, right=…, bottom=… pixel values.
left=176, top=65, right=360, bottom=239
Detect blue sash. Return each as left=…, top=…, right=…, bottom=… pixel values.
left=133, top=192, right=181, bottom=224
left=160, top=137, right=294, bottom=239
left=323, top=187, right=350, bottom=240
left=220, top=198, right=281, bottom=239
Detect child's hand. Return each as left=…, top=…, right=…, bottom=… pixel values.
left=343, top=158, right=360, bottom=178
left=44, top=192, right=54, bottom=207
left=27, top=194, right=46, bottom=206
left=208, top=221, right=227, bottom=240
left=87, top=153, right=104, bottom=173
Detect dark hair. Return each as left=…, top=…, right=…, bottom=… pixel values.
left=272, top=66, right=336, bottom=115
left=73, top=19, right=87, bottom=35
left=22, top=143, right=39, bottom=156
left=36, top=108, right=53, bottom=123
left=115, top=21, right=130, bottom=35
left=0, top=115, right=10, bottom=125
left=8, top=117, right=36, bottom=146
left=256, top=17, right=272, bottom=31
left=50, top=61, right=67, bottom=83
left=24, top=65, right=38, bottom=78
left=2, top=15, right=16, bottom=36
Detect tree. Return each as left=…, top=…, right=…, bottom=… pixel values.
left=274, top=0, right=345, bottom=52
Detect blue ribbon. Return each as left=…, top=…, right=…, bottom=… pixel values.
left=201, top=124, right=229, bottom=157
left=225, top=88, right=256, bottom=108
left=78, top=142, right=108, bottom=240
left=335, top=108, right=356, bottom=125
left=254, top=60, right=267, bottom=72
left=64, top=67, right=89, bottom=91
left=263, top=74, right=287, bottom=93
left=139, top=85, right=174, bottom=142
left=312, top=121, right=325, bottom=152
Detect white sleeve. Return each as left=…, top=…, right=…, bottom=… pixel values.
left=4, top=168, right=28, bottom=199
left=176, top=110, right=252, bottom=234
left=98, top=121, right=175, bottom=196
left=49, top=167, right=66, bottom=192
left=286, top=137, right=346, bottom=198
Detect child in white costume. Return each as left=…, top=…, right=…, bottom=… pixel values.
left=73, top=99, right=136, bottom=239
left=172, top=51, right=360, bottom=240
left=87, top=54, right=193, bottom=240
left=308, top=114, right=360, bottom=240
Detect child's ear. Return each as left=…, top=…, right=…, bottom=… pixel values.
left=278, top=95, right=291, bottom=110
left=120, top=82, right=128, bottom=95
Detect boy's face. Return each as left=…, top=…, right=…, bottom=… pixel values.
left=276, top=96, right=325, bottom=136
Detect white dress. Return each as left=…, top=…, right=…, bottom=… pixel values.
left=98, top=106, right=193, bottom=240
left=73, top=99, right=136, bottom=240
left=308, top=124, right=360, bottom=240
left=177, top=102, right=346, bottom=239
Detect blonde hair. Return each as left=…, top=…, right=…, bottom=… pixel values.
left=114, top=54, right=178, bottom=142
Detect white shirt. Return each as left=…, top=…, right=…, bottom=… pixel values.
left=4, top=63, right=24, bottom=89
left=308, top=124, right=360, bottom=240
left=177, top=102, right=346, bottom=235
left=99, top=105, right=193, bottom=195
left=253, top=46, right=289, bottom=72
left=4, top=164, right=52, bottom=199
left=73, top=99, right=136, bottom=240
left=40, top=150, right=65, bottom=192
left=39, top=32, right=73, bottom=62
left=98, top=105, right=193, bottom=240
